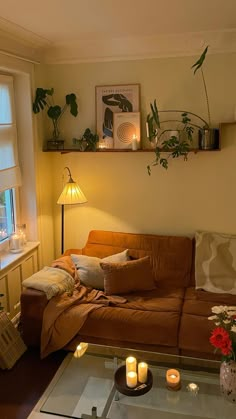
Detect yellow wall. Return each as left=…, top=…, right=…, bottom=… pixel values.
left=35, top=53, right=236, bottom=260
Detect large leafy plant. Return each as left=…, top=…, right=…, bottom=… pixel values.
left=32, top=88, right=78, bottom=139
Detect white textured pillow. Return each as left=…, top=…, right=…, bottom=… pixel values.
left=71, top=249, right=130, bottom=289
left=195, top=231, right=236, bottom=294
left=22, top=266, right=75, bottom=299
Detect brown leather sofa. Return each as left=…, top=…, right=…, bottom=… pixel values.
left=20, top=230, right=236, bottom=360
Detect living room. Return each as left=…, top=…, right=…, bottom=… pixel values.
left=0, top=1, right=236, bottom=418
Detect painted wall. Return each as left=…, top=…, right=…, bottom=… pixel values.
left=35, top=53, right=236, bottom=260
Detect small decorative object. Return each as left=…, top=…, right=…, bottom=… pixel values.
left=95, top=84, right=140, bottom=144
left=9, top=233, right=24, bottom=253
left=32, top=88, right=78, bottom=144
left=132, top=134, right=138, bottom=151
left=166, top=369, right=181, bottom=391
left=113, top=112, right=140, bottom=149
left=16, top=224, right=27, bottom=245
left=186, top=382, right=199, bottom=395
left=126, top=371, right=138, bottom=388
left=73, top=128, right=99, bottom=151
left=114, top=364, right=153, bottom=396
left=191, top=46, right=219, bottom=150
left=138, top=362, right=148, bottom=383
left=208, top=305, right=236, bottom=403
left=126, top=356, right=137, bottom=373
left=73, top=342, right=88, bottom=358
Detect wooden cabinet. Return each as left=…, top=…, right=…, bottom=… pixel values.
left=0, top=242, right=39, bottom=324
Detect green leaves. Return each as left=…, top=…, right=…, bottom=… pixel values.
left=66, top=93, right=78, bottom=117
left=47, top=105, right=61, bottom=120
left=191, top=45, right=208, bottom=74
left=32, top=88, right=54, bottom=113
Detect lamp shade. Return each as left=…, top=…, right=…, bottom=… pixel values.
left=57, top=168, right=87, bottom=205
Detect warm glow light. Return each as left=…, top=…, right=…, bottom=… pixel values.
left=57, top=167, right=87, bottom=205
left=73, top=342, right=88, bottom=358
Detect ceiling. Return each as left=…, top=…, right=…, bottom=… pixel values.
left=0, top=0, right=236, bottom=63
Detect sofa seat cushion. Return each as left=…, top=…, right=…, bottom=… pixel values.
left=78, top=288, right=184, bottom=348
left=179, top=287, right=236, bottom=356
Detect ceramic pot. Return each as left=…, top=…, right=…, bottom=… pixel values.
left=220, top=360, right=236, bottom=403
left=198, top=128, right=219, bottom=150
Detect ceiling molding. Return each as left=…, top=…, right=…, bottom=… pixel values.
left=42, top=29, right=236, bottom=64
left=1, top=16, right=236, bottom=65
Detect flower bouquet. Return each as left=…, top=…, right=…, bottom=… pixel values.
left=208, top=305, right=236, bottom=361
left=208, top=305, right=236, bottom=403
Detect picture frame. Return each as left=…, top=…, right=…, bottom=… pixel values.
left=95, top=84, right=140, bottom=146
left=113, top=112, right=141, bottom=149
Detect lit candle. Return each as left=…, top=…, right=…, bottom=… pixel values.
left=187, top=382, right=199, bottom=395
left=138, top=362, right=148, bottom=383
left=73, top=342, right=88, bottom=358
left=126, top=371, right=137, bottom=388
left=132, top=134, right=138, bottom=151
left=146, top=122, right=150, bottom=138
left=166, top=369, right=181, bottom=390
left=126, top=356, right=137, bottom=373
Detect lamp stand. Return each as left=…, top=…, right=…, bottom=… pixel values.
left=61, top=204, right=64, bottom=254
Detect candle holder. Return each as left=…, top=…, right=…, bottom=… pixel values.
left=114, top=365, right=153, bottom=397
left=186, top=382, right=199, bottom=395
left=166, top=369, right=181, bottom=391
left=9, top=233, right=24, bottom=253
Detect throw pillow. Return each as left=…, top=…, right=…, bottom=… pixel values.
left=51, top=255, right=79, bottom=282
left=22, top=266, right=75, bottom=300
left=195, top=231, right=236, bottom=295
left=100, top=256, right=156, bottom=295
left=71, top=249, right=130, bottom=289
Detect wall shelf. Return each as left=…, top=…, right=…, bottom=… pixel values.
left=43, top=147, right=221, bottom=154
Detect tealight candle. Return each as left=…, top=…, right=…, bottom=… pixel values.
left=73, top=342, right=88, bottom=358
left=166, top=369, right=181, bottom=390
left=126, top=371, right=137, bottom=388
left=187, top=382, right=199, bottom=395
left=138, top=362, right=148, bottom=383
left=126, top=356, right=137, bottom=373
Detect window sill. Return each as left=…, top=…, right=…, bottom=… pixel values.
left=0, top=241, right=40, bottom=273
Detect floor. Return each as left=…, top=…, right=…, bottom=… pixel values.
left=0, top=347, right=66, bottom=419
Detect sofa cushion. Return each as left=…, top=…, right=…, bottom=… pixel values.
left=71, top=249, right=130, bottom=289
left=195, top=231, right=236, bottom=295
left=100, top=256, right=156, bottom=295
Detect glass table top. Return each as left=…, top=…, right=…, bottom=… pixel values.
left=40, top=343, right=235, bottom=419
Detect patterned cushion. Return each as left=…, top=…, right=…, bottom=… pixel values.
left=195, top=231, right=236, bottom=294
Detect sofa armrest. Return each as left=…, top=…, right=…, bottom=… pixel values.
left=20, top=288, right=48, bottom=347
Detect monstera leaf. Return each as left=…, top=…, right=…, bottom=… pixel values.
left=32, top=88, right=54, bottom=113
left=47, top=105, right=62, bottom=121
left=66, top=93, right=78, bottom=117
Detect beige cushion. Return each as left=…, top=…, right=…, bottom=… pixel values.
left=22, top=266, right=75, bottom=300
left=195, top=231, right=236, bottom=295
left=100, top=256, right=156, bottom=295
left=71, top=249, right=130, bottom=289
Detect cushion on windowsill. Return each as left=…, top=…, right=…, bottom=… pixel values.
left=100, top=256, right=156, bottom=295
left=22, top=266, right=75, bottom=300
left=71, top=249, right=130, bottom=289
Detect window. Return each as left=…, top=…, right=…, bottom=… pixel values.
left=0, top=74, right=21, bottom=244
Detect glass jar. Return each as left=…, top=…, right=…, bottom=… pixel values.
left=16, top=224, right=27, bottom=245
left=9, top=233, right=24, bottom=253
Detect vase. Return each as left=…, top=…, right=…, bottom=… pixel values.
left=220, top=360, right=236, bottom=403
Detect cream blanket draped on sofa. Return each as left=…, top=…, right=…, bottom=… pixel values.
left=40, top=283, right=126, bottom=358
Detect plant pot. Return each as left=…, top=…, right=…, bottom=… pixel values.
left=198, top=128, right=219, bottom=150
left=220, top=360, right=236, bottom=403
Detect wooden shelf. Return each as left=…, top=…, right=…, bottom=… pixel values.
left=43, top=147, right=221, bottom=154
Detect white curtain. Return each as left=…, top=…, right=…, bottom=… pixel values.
left=0, top=74, right=22, bottom=192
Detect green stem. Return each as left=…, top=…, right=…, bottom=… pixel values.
left=201, top=68, right=211, bottom=128
left=159, top=110, right=209, bottom=128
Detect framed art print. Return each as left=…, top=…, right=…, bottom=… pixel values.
left=95, top=84, right=140, bottom=144
left=113, top=112, right=140, bottom=149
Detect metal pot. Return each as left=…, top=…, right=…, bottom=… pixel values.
left=198, top=128, right=219, bottom=150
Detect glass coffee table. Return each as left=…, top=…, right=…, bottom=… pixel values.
left=37, top=344, right=235, bottom=419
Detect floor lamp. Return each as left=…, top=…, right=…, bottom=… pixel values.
left=57, top=167, right=87, bottom=254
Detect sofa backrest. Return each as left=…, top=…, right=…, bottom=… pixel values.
left=82, top=230, right=193, bottom=288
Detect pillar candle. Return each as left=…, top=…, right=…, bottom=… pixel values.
left=146, top=122, right=150, bottom=138
left=126, top=371, right=137, bottom=388
left=138, top=362, right=148, bottom=383
left=126, top=356, right=137, bottom=373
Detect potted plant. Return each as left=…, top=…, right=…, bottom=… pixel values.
left=191, top=46, right=219, bottom=150
left=72, top=128, right=99, bottom=151
left=146, top=99, right=206, bottom=174
left=32, top=88, right=78, bottom=145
